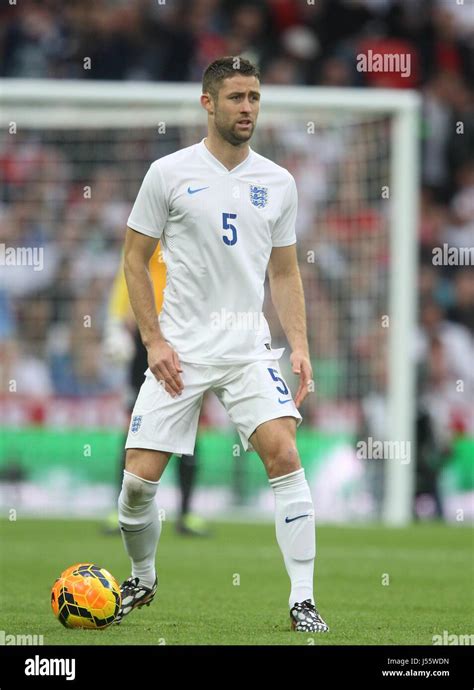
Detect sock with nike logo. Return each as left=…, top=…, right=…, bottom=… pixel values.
left=118, top=470, right=161, bottom=590
left=269, top=468, right=315, bottom=607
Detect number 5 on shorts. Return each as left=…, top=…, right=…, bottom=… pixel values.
left=267, top=367, right=289, bottom=396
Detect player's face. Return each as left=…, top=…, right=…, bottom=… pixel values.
left=212, top=75, right=260, bottom=146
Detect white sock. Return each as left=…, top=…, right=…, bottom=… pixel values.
left=269, top=468, right=315, bottom=608
left=118, top=470, right=161, bottom=589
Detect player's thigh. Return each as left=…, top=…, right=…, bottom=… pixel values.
left=216, top=359, right=302, bottom=465
left=249, top=415, right=297, bottom=457
left=125, top=363, right=205, bottom=460
left=125, top=448, right=171, bottom=483
left=250, top=416, right=301, bottom=479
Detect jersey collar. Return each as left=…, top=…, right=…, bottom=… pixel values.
left=197, top=138, right=253, bottom=174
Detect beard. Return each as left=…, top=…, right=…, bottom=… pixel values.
left=214, top=113, right=255, bottom=146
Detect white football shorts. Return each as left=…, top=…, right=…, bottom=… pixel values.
left=125, top=359, right=302, bottom=456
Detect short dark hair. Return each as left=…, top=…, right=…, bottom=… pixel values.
left=202, top=56, right=260, bottom=100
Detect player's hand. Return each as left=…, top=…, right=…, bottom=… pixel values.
left=291, top=350, right=313, bottom=408
left=147, top=338, right=183, bottom=397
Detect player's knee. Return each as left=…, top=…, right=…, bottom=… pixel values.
left=120, top=469, right=157, bottom=507
left=265, top=443, right=301, bottom=478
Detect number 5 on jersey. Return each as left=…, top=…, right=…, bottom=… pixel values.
left=222, top=213, right=237, bottom=245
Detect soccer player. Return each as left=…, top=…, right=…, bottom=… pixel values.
left=117, top=56, right=329, bottom=633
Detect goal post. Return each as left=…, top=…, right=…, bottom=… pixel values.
left=386, top=102, right=420, bottom=526
left=0, top=79, right=421, bottom=525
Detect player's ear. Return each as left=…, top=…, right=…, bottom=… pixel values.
left=200, top=93, right=214, bottom=116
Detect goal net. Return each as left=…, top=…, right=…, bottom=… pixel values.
left=0, top=80, right=420, bottom=524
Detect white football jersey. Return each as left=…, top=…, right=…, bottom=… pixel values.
left=127, top=139, right=297, bottom=364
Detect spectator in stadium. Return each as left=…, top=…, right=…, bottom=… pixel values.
left=447, top=269, right=474, bottom=336
left=416, top=298, right=474, bottom=397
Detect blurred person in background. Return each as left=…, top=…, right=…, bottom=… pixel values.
left=416, top=298, right=474, bottom=399
left=447, top=269, right=474, bottom=335
left=415, top=298, right=473, bottom=517
left=0, top=0, right=69, bottom=78
left=414, top=338, right=450, bottom=521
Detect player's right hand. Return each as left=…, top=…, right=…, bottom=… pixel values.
left=147, top=338, right=183, bottom=397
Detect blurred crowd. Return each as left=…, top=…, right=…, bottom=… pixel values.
left=1, top=0, right=473, bottom=86
left=0, top=0, right=473, bottom=448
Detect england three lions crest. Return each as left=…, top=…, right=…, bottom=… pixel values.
left=249, top=185, right=268, bottom=208
left=130, top=415, right=142, bottom=434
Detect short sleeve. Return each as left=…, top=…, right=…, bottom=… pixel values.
left=271, top=176, right=298, bottom=247
left=127, top=163, right=168, bottom=239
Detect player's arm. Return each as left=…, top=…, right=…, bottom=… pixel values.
left=103, top=253, right=137, bottom=365
left=124, top=227, right=183, bottom=397
left=268, top=244, right=312, bottom=407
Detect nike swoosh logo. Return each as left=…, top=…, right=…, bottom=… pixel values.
left=120, top=522, right=154, bottom=533
left=278, top=398, right=292, bottom=404
left=187, top=186, right=210, bottom=195
left=285, top=514, right=309, bottom=523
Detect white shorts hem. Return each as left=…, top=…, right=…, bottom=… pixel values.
left=124, top=440, right=194, bottom=457
left=241, top=410, right=302, bottom=452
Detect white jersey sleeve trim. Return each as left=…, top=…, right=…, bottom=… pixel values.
left=127, top=162, right=168, bottom=239
left=126, top=221, right=161, bottom=238
left=271, top=175, right=298, bottom=247
left=271, top=238, right=297, bottom=248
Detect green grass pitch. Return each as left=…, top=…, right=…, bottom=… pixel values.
left=0, top=519, right=472, bottom=645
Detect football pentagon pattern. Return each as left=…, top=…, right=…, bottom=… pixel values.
left=51, top=563, right=121, bottom=629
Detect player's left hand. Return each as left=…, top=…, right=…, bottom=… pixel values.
left=291, top=350, right=313, bottom=408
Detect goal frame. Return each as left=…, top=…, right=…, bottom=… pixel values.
left=0, top=79, right=421, bottom=525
